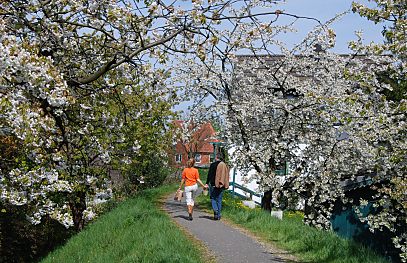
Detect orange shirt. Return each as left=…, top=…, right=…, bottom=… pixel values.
left=182, top=167, right=200, bottom=186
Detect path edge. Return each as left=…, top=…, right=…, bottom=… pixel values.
left=158, top=193, right=218, bottom=263
left=195, top=202, right=301, bottom=263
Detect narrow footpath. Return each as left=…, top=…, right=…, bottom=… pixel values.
left=164, top=190, right=293, bottom=263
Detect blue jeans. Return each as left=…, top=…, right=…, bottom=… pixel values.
left=209, top=185, right=224, bottom=218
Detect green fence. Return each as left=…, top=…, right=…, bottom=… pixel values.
left=229, top=162, right=290, bottom=205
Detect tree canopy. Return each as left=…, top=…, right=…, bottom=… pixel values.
left=0, top=0, right=405, bottom=261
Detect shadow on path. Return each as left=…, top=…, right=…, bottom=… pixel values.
left=198, top=215, right=215, bottom=221
left=174, top=215, right=190, bottom=221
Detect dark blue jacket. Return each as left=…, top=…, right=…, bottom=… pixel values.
left=206, top=160, right=221, bottom=186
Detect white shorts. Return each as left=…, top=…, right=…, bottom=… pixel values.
left=184, top=184, right=198, bottom=206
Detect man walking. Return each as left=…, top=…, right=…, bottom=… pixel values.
left=205, top=150, right=229, bottom=220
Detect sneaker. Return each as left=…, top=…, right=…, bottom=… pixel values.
left=188, top=214, right=193, bottom=221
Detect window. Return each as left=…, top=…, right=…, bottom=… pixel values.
left=194, top=154, right=202, bottom=163
left=175, top=154, right=182, bottom=163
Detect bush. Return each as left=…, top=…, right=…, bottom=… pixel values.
left=127, top=153, right=173, bottom=190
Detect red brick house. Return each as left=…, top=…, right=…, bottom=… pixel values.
left=171, top=121, right=222, bottom=168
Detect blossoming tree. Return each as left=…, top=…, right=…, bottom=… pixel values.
left=0, top=18, right=175, bottom=229
left=351, top=1, right=406, bottom=259
left=1, top=0, right=405, bottom=259
left=0, top=0, right=322, bottom=231
left=0, top=0, right=187, bottom=230
left=172, top=1, right=405, bottom=260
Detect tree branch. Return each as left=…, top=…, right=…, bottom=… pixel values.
left=69, top=26, right=187, bottom=86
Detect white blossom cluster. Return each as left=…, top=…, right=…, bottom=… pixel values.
left=0, top=0, right=177, bottom=230
left=1, top=0, right=405, bottom=258
left=172, top=7, right=405, bottom=260
left=350, top=1, right=406, bottom=259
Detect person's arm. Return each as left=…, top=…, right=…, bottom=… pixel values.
left=179, top=169, right=186, bottom=189
left=179, top=178, right=185, bottom=189
left=197, top=178, right=206, bottom=188
left=195, top=169, right=206, bottom=188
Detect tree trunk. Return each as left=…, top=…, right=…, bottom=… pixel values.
left=69, top=191, right=86, bottom=232
left=261, top=190, right=272, bottom=211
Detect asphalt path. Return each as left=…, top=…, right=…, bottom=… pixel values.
left=164, top=189, right=292, bottom=263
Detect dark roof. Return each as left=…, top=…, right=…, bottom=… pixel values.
left=339, top=175, right=374, bottom=192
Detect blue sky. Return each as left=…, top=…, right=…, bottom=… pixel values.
left=174, top=0, right=386, bottom=113
left=273, top=0, right=385, bottom=53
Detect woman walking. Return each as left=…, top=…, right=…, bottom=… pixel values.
left=179, top=158, right=206, bottom=221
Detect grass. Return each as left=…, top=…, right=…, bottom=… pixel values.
left=197, top=168, right=208, bottom=185
left=42, top=185, right=208, bottom=263
left=196, top=191, right=390, bottom=263
left=40, top=169, right=386, bottom=263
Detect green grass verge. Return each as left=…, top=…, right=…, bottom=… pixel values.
left=198, top=168, right=208, bottom=185
left=42, top=185, right=206, bottom=263
left=196, top=191, right=389, bottom=263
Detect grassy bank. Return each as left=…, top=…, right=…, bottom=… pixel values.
left=196, top=191, right=389, bottom=263
left=42, top=185, right=207, bottom=263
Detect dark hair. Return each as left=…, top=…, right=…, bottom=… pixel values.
left=187, top=158, right=195, bottom=168
left=217, top=149, right=225, bottom=161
